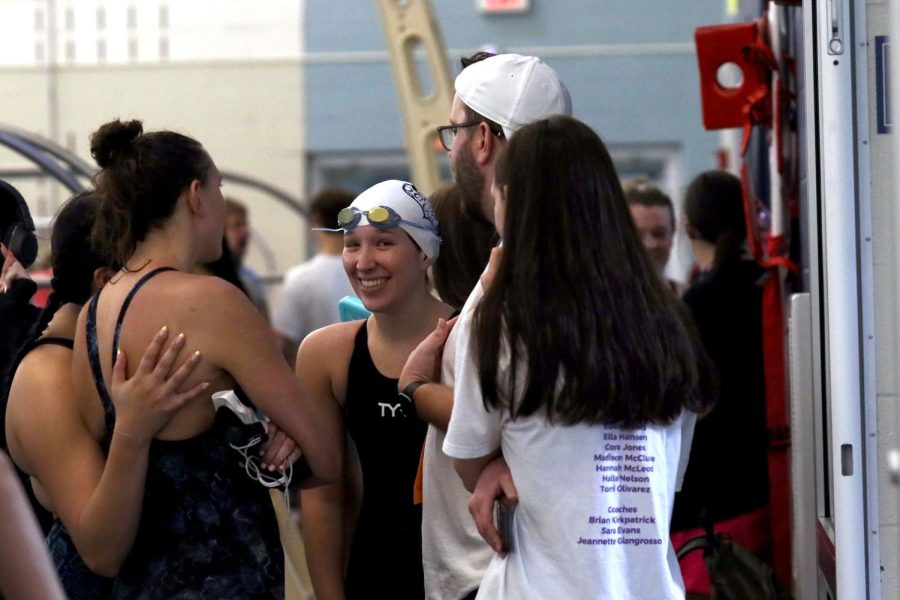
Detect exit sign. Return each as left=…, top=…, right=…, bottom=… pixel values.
left=477, top=0, right=531, bottom=14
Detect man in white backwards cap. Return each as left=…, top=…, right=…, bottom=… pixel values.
left=398, top=52, right=571, bottom=600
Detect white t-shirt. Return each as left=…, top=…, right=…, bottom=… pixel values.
left=443, top=302, right=696, bottom=600
left=272, top=254, right=354, bottom=344
left=422, top=281, right=495, bottom=600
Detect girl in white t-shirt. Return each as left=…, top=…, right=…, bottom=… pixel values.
left=443, top=115, right=716, bottom=599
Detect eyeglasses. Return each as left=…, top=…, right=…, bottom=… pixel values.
left=436, top=120, right=504, bottom=152
left=337, top=206, right=434, bottom=233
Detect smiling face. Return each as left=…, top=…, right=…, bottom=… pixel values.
left=342, top=224, right=429, bottom=313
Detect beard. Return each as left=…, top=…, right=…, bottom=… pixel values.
left=453, top=144, right=491, bottom=225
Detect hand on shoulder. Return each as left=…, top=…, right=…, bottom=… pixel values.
left=398, top=316, right=458, bottom=390
left=111, top=327, right=210, bottom=443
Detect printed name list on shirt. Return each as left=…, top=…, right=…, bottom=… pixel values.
left=577, top=430, right=663, bottom=548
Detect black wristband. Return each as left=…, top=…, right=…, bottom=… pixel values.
left=399, top=380, right=429, bottom=404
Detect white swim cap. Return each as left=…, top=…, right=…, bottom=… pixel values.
left=344, top=180, right=441, bottom=262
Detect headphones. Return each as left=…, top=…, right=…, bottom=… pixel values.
left=0, top=180, right=38, bottom=268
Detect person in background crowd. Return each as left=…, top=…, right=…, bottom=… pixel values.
left=224, top=198, right=270, bottom=319
left=623, top=177, right=685, bottom=294
left=298, top=180, right=452, bottom=599
left=1, top=180, right=42, bottom=433
left=670, top=170, right=771, bottom=595
left=274, top=187, right=356, bottom=363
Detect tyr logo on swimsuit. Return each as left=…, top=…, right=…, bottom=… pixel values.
left=377, top=402, right=405, bottom=417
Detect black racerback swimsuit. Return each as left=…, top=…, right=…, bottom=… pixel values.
left=85, top=267, right=284, bottom=599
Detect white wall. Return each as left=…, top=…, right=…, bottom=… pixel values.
left=0, top=0, right=301, bottom=66
left=868, top=0, right=900, bottom=596
left=0, top=0, right=308, bottom=296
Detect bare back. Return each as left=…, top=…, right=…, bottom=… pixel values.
left=73, top=269, right=272, bottom=441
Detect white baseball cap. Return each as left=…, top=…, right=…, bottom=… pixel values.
left=346, top=180, right=441, bottom=263
left=455, top=53, right=572, bottom=139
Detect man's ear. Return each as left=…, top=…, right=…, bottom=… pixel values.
left=185, top=179, right=203, bottom=215
left=474, top=122, right=498, bottom=166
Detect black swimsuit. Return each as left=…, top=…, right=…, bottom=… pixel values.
left=85, top=268, right=284, bottom=599
left=343, top=321, right=427, bottom=599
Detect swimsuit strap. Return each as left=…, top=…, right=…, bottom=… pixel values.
left=31, top=337, right=74, bottom=350
left=111, top=268, right=177, bottom=366
left=86, top=267, right=176, bottom=434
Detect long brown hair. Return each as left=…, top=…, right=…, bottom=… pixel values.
left=474, top=116, right=715, bottom=427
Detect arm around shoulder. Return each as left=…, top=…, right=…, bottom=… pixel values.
left=398, top=316, right=459, bottom=430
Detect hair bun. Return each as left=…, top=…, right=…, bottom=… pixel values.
left=90, top=119, right=143, bottom=168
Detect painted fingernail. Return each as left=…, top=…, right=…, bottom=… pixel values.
left=192, top=350, right=201, bottom=360
left=176, top=333, right=185, bottom=342
left=158, top=325, right=168, bottom=337
left=200, top=382, right=210, bottom=390
left=260, top=462, right=268, bottom=470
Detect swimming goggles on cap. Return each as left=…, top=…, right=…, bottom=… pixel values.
left=336, top=205, right=435, bottom=233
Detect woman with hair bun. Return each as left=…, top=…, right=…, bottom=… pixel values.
left=69, top=119, right=338, bottom=597
left=4, top=192, right=207, bottom=597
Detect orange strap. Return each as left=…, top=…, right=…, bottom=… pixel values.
left=413, top=443, right=425, bottom=505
